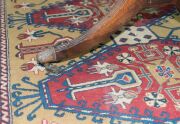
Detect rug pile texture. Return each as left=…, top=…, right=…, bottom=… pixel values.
left=0, top=0, right=180, bottom=124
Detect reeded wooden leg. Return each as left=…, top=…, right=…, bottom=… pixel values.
left=37, top=0, right=179, bottom=65
left=37, top=0, right=146, bottom=64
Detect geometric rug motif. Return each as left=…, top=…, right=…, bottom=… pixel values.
left=0, top=0, right=180, bottom=124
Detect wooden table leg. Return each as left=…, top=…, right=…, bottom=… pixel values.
left=37, top=0, right=179, bottom=64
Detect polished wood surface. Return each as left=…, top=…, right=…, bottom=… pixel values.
left=37, top=0, right=180, bottom=64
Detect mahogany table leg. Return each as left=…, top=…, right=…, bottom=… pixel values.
left=37, top=0, right=179, bottom=65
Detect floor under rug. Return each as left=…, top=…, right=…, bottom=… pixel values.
left=0, top=0, right=180, bottom=124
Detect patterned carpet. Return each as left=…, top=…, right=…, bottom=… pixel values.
left=0, top=0, right=180, bottom=124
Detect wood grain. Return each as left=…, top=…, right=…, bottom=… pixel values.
left=37, top=0, right=179, bottom=64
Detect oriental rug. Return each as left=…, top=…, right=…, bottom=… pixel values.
left=0, top=0, right=180, bottom=124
